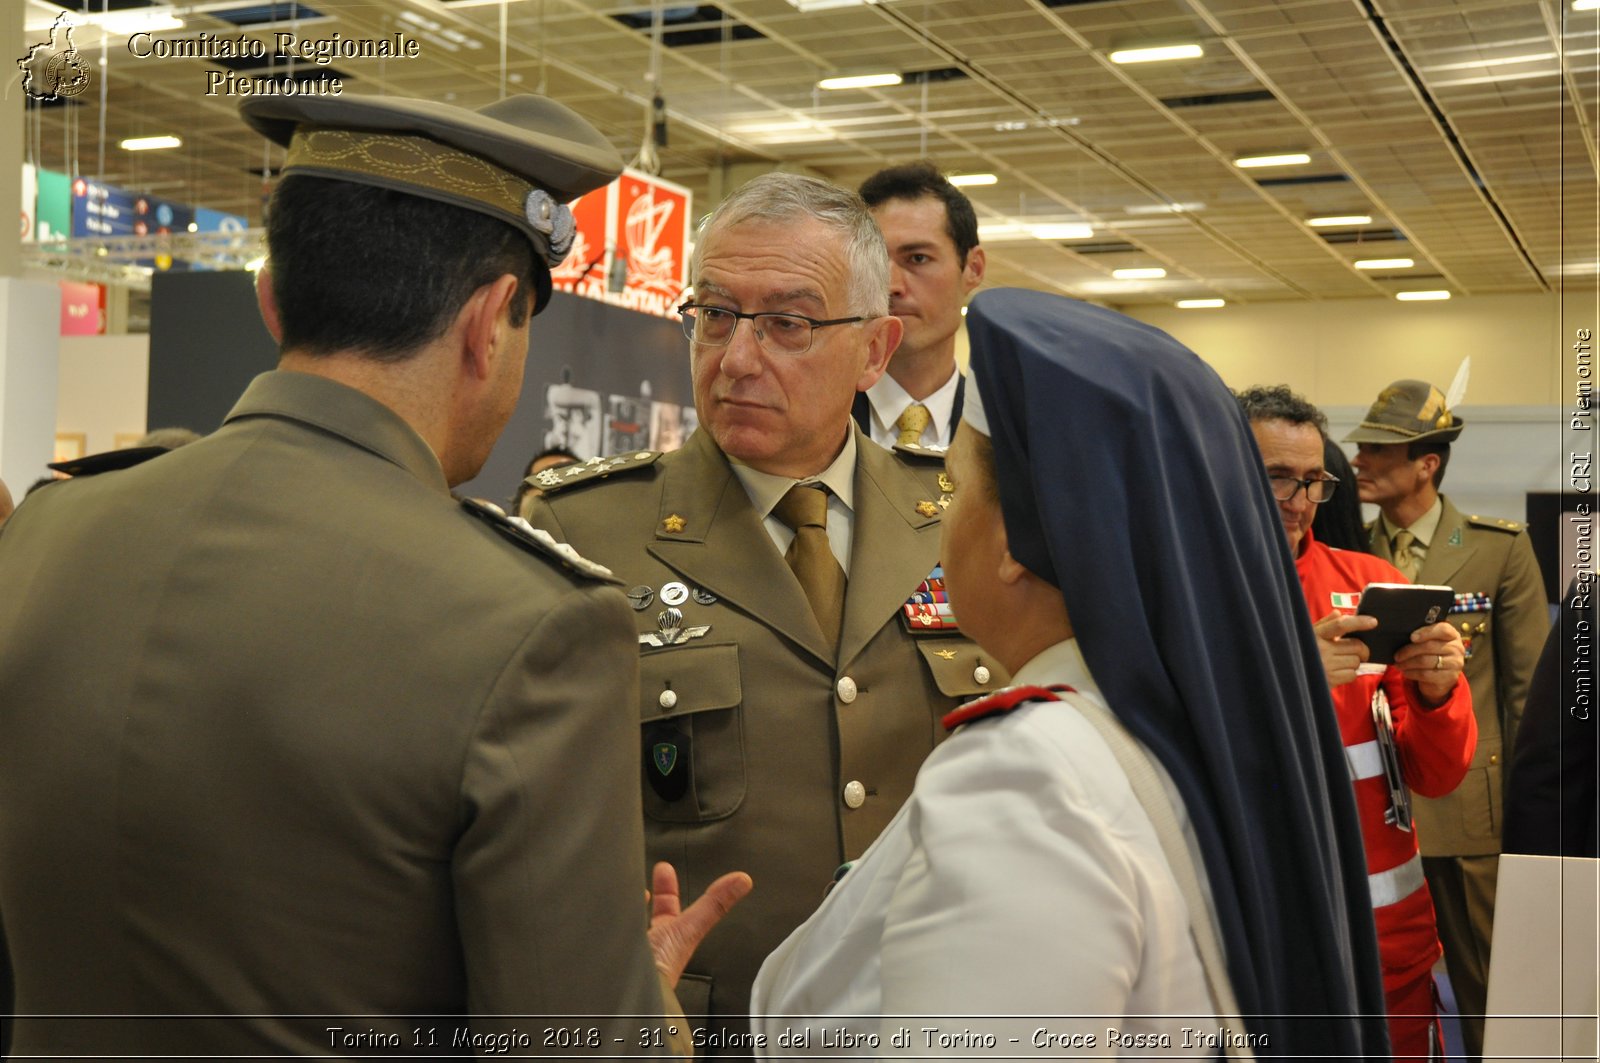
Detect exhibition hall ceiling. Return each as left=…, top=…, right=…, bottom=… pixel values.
left=20, top=0, right=1600, bottom=307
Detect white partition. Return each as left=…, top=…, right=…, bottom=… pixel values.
left=0, top=277, right=61, bottom=492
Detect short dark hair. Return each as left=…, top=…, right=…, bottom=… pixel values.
left=1407, top=439, right=1451, bottom=488
left=265, top=175, right=537, bottom=362
left=524, top=444, right=578, bottom=478
left=1233, top=385, right=1328, bottom=435
left=858, top=161, right=980, bottom=265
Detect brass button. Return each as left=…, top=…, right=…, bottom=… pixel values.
left=658, top=689, right=678, bottom=710
left=973, top=664, right=992, bottom=685
left=843, top=781, right=867, bottom=809
left=836, top=676, right=858, bottom=704
left=1490, top=753, right=1499, bottom=765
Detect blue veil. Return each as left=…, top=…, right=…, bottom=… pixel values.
left=965, top=288, right=1388, bottom=1055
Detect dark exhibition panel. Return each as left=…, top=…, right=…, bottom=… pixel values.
left=147, top=273, right=692, bottom=506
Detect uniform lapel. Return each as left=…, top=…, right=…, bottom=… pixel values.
left=1418, top=496, right=1475, bottom=588
left=647, top=431, right=833, bottom=666
left=839, top=429, right=942, bottom=665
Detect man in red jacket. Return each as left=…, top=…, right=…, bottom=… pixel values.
left=1237, top=386, right=1476, bottom=1060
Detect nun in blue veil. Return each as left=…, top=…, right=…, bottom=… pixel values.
left=752, top=288, right=1387, bottom=1057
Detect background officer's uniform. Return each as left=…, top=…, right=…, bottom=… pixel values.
left=524, top=425, right=999, bottom=1047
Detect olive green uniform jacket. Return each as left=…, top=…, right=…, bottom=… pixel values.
left=1370, top=495, right=1549, bottom=855
left=523, top=427, right=1001, bottom=1040
left=0, top=371, right=678, bottom=1057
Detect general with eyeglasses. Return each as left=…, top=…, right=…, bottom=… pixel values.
left=521, top=171, right=1006, bottom=1055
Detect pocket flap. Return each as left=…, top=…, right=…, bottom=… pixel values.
left=916, top=638, right=1006, bottom=698
left=640, top=643, right=741, bottom=722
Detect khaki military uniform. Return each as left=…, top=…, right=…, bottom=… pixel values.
left=0, top=371, right=678, bottom=1057
left=523, top=426, right=1002, bottom=1048
left=1370, top=493, right=1549, bottom=1058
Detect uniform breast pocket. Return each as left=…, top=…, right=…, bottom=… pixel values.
left=915, top=638, right=1006, bottom=699
left=639, top=643, right=745, bottom=823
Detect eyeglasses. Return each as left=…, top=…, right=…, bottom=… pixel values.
left=1269, top=474, right=1340, bottom=503
left=677, top=302, right=864, bottom=356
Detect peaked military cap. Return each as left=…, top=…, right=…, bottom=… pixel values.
left=1343, top=378, right=1464, bottom=445
left=240, top=93, right=623, bottom=313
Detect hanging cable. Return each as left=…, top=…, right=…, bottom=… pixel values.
left=629, top=0, right=665, bottom=175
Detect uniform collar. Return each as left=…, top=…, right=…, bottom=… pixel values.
left=728, top=429, right=857, bottom=520
left=1009, top=638, right=1102, bottom=701
left=863, top=363, right=961, bottom=447
left=1378, top=495, right=1444, bottom=548
left=224, top=370, right=449, bottom=495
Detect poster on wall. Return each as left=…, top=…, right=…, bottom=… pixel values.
left=550, top=168, right=691, bottom=319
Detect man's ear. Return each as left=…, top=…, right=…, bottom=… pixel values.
left=254, top=266, right=283, bottom=344
left=962, top=245, right=987, bottom=295
left=1417, top=451, right=1441, bottom=488
left=855, top=314, right=904, bottom=391
left=459, top=273, right=523, bottom=382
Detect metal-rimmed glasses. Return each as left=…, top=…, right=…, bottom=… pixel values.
left=677, top=302, right=865, bottom=356
left=1269, top=474, right=1340, bottom=503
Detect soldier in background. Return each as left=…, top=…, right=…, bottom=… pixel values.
left=1346, top=378, right=1549, bottom=1061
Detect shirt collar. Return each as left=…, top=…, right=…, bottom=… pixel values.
left=1378, top=495, right=1444, bottom=548
left=1009, top=637, right=1103, bottom=701
left=863, top=364, right=962, bottom=446
left=729, top=429, right=857, bottom=520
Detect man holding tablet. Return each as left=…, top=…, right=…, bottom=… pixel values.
left=1238, top=385, right=1475, bottom=1061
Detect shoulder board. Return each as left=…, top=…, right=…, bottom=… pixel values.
left=47, top=445, right=169, bottom=477
left=1466, top=514, right=1523, bottom=534
left=942, top=684, right=1076, bottom=731
left=460, top=497, right=621, bottom=585
left=892, top=441, right=948, bottom=462
left=532, top=451, right=661, bottom=495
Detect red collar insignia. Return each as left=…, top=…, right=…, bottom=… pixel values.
left=942, top=684, right=1076, bottom=731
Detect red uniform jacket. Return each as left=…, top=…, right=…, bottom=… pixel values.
left=1295, top=529, right=1477, bottom=991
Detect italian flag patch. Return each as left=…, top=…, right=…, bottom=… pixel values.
left=1330, top=591, right=1361, bottom=611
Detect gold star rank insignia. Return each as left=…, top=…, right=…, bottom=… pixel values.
left=916, top=500, right=939, bottom=517
left=661, top=514, right=687, bottom=533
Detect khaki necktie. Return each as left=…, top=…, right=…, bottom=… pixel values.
left=773, top=483, right=846, bottom=646
left=1392, top=528, right=1420, bottom=581
left=895, top=403, right=932, bottom=447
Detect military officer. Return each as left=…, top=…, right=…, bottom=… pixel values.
left=1346, top=378, right=1549, bottom=1061
left=0, top=92, right=745, bottom=1056
left=522, top=172, right=1004, bottom=1051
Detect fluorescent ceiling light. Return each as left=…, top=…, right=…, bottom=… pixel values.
left=1424, top=52, right=1555, bottom=72
left=1396, top=290, right=1451, bottom=301
left=1113, top=268, right=1167, bottom=280
left=1308, top=214, right=1373, bottom=227
left=787, top=0, right=873, bottom=9
left=1176, top=299, right=1226, bottom=309
left=120, top=135, right=182, bottom=151
left=1354, top=258, right=1414, bottom=269
left=1125, top=202, right=1204, bottom=215
left=1575, top=0, right=1598, bottom=10
left=1110, top=44, right=1204, bottom=64
left=1235, top=153, right=1311, bottom=168
left=818, top=72, right=902, bottom=90
left=948, top=173, right=998, bottom=187
left=100, top=10, right=184, bottom=35
left=1030, top=223, right=1094, bottom=240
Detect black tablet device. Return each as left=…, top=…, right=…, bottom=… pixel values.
left=1352, top=583, right=1455, bottom=664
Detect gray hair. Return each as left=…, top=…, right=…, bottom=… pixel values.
left=688, top=172, right=889, bottom=319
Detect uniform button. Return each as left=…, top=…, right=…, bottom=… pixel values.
left=658, top=689, right=678, bottom=710
left=973, top=664, right=992, bottom=685
left=836, top=676, right=858, bottom=703
left=843, top=781, right=866, bottom=809
left=1490, top=753, right=1499, bottom=766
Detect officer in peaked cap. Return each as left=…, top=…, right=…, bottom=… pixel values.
left=1346, top=376, right=1548, bottom=1061
left=0, top=92, right=745, bottom=1056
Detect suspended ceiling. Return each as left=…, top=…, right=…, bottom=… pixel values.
left=20, top=0, right=1600, bottom=307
